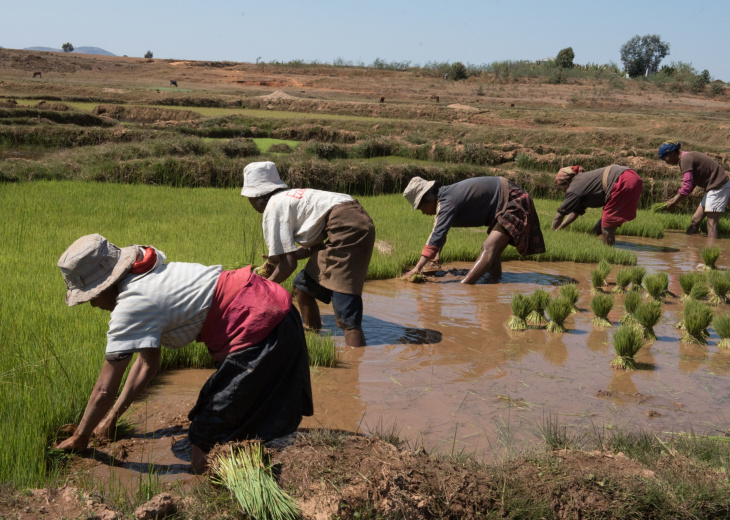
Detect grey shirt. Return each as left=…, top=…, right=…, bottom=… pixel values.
left=557, top=165, right=629, bottom=216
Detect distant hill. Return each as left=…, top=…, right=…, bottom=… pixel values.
left=23, top=46, right=116, bottom=56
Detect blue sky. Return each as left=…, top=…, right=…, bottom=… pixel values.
left=5, top=0, right=730, bottom=81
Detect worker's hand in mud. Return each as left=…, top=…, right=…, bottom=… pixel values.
left=55, top=432, right=90, bottom=453
left=404, top=268, right=420, bottom=279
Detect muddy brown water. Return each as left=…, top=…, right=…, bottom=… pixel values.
left=78, top=231, right=730, bottom=487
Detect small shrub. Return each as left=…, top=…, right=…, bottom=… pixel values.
left=591, top=293, right=614, bottom=327
left=701, top=246, right=721, bottom=270
left=610, top=325, right=645, bottom=370
left=634, top=301, right=662, bottom=340
left=221, top=138, right=260, bottom=158
left=613, top=268, right=633, bottom=293
left=506, top=293, right=533, bottom=330
left=546, top=297, right=572, bottom=333
left=713, top=314, right=730, bottom=348
left=559, top=284, right=580, bottom=313
left=710, top=82, right=725, bottom=97
left=682, top=300, right=713, bottom=345
left=268, top=142, right=292, bottom=153
left=527, top=289, right=551, bottom=326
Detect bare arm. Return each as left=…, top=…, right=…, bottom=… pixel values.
left=553, top=212, right=579, bottom=231
left=405, top=253, right=437, bottom=277
left=666, top=192, right=687, bottom=210
left=268, top=252, right=300, bottom=284
left=94, top=348, right=161, bottom=439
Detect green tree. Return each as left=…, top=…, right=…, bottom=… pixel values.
left=144, top=50, right=153, bottom=59
left=620, top=34, right=670, bottom=77
left=61, top=42, right=74, bottom=53
left=556, top=47, right=575, bottom=69
left=450, top=61, right=468, bottom=81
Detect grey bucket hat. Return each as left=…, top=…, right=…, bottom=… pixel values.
left=403, top=176, right=436, bottom=210
left=58, top=234, right=139, bottom=307
left=240, top=161, right=288, bottom=198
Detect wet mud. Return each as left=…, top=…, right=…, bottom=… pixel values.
left=75, top=231, right=730, bottom=487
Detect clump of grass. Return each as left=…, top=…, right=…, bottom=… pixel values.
left=707, top=270, right=730, bottom=304
left=713, top=314, right=730, bottom=348
left=620, top=290, right=642, bottom=325
left=610, top=325, right=645, bottom=370
left=590, top=269, right=606, bottom=294
left=679, top=272, right=703, bottom=301
left=701, top=246, right=721, bottom=270
left=590, top=293, right=613, bottom=327
left=634, top=301, right=662, bottom=340
left=597, top=259, right=611, bottom=280
left=546, top=297, right=572, bottom=333
left=689, top=281, right=710, bottom=301
left=212, top=444, right=300, bottom=520
left=629, top=266, right=646, bottom=291
left=642, top=272, right=669, bottom=301
left=306, top=331, right=338, bottom=368
left=651, top=202, right=669, bottom=213
left=559, top=284, right=580, bottom=313
left=505, top=293, right=533, bottom=330
left=682, top=299, right=714, bottom=345
left=612, top=268, right=633, bottom=293
left=527, top=288, right=551, bottom=326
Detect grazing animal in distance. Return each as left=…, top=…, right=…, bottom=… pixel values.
left=170, top=80, right=178, bottom=87
left=430, top=94, right=440, bottom=103
left=379, top=96, right=385, bottom=103
left=33, top=71, right=42, bottom=78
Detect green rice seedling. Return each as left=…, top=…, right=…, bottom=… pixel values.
left=212, top=444, right=300, bottom=520
left=707, top=270, right=730, bottom=304
left=254, top=260, right=276, bottom=278
left=689, top=282, right=710, bottom=301
left=651, top=202, right=669, bottom=213
left=527, top=288, right=551, bottom=326
left=713, top=314, right=730, bottom=348
left=634, top=301, right=662, bottom=340
left=679, top=272, right=703, bottom=301
left=642, top=272, right=669, bottom=301
left=590, top=269, right=606, bottom=294
left=306, top=331, right=338, bottom=368
left=620, top=290, right=642, bottom=325
left=546, top=297, right=572, bottom=333
left=597, top=259, right=611, bottom=280
left=701, top=246, right=721, bottom=270
left=682, top=300, right=714, bottom=345
left=408, top=273, right=425, bottom=283
left=559, top=284, right=580, bottom=313
left=590, top=293, right=614, bottom=327
left=612, top=268, right=633, bottom=293
left=610, top=325, right=645, bottom=370
left=505, top=293, right=533, bottom=330
left=629, top=266, right=646, bottom=291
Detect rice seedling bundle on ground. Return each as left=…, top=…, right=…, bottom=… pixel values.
left=707, top=270, right=730, bottom=304
left=212, top=444, right=300, bottom=520
left=610, top=325, right=645, bottom=370
left=546, top=297, right=572, bottom=333
left=689, top=282, right=710, bottom=301
left=679, top=272, right=703, bottom=301
left=701, top=246, right=721, bottom=270
left=620, top=290, right=642, bottom=325
left=506, top=293, right=533, bottom=330
left=612, top=268, right=633, bottom=293
left=559, top=284, right=580, bottom=313
left=306, top=331, right=338, bottom=368
left=597, top=259, right=611, bottom=280
left=634, top=300, right=662, bottom=340
left=630, top=266, right=646, bottom=291
left=408, top=273, right=425, bottom=283
left=682, top=299, right=714, bottom=345
left=590, top=293, right=614, bottom=327
left=527, top=288, right=551, bottom=326
left=590, top=269, right=606, bottom=294
left=643, top=272, right=669, bottom=301
left=713, top=314, right=730, bottom=348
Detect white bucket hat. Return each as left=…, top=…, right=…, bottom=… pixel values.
left=240, top=161, right=288, bottom=198
left=403, top=176, right=436, bottom=210
left=58, top=234, right=139, bottom=307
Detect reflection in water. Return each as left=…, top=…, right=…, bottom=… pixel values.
left=321, top=315, right=442, bottom=346
left=616, top=240, right=680, bottom=253
left=430, top=268, right=577, bottom=286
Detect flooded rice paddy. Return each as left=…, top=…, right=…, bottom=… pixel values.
left=78, top=231, right=730, bottom=485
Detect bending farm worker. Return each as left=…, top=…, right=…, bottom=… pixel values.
left=55, top=234, right=313, bottom=473
left=658, top=140, right=730, bottom=239
left=241, top=161, right=376, bottom=347
left=403, top=176, right=545, bottom=284
left=552, top=164, right=643, bottom=246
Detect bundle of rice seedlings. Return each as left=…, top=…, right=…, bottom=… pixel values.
left=629, top=266, right=646, bottom=291
left=546, top=297, right=572, bottom=333
left=713, top=314, right=730, bottom=348
left=701, top=246, right=721, bottom=270
left=679, top=272, right=702, bottom=301
left=590, top=293, right=614, bottom=327
left=612, top=268, right=633, bottom=293
left=505, top=293, right=533, bottom=330
left=707, top=270, right=730, bottom=304
left=682, top=299, right=713, bottom=345
left=306, top=331, right=338, bottom=368
left=590, top=269, right=606, bottom=294
left=408, top=273, right=425, bottom=283
left=254, top=260, right=276, bottom=278
left=643, top=272, right=669, bottom=301
left=610, top=325, right=645, bottom=370
left=651, top=202, right=669, bottom=213
left=689, top=281, right=710, bottom=301
left=634, top=301, right=662, bottom=340
left=559, top=284, right=580, bottom=313
left=527, top=288, right=551, bottom=326
left=212, top=444, right=300, bottom=520
left=620, top=290, right=642, bottom=325
left=597, top=259, right=611, bottom=280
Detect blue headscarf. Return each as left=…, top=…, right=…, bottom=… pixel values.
left=658, top=140, right=681, bottom=159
